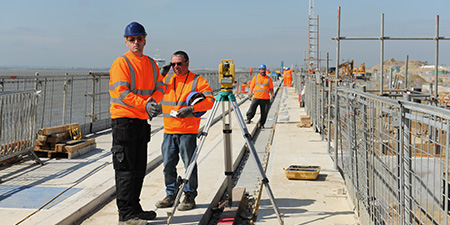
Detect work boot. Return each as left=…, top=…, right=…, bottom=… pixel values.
left=177, top=194, right=196, bottom=211
left=136, top=210, right=156, bottom=220
left=155, top=195, right=175, bottom=208
left=118, top=217, right=148, bottom=225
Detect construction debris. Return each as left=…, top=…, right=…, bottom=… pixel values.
left=297, top=115, right=312, bottom=128
left=34, top=123, right=96, bottom=159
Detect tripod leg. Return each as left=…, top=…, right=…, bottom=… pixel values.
left=230, top=100, right=284, bottom=225
left=222, top=101, right=233, bottom=207
left=167, top=101, right=221, bottom=225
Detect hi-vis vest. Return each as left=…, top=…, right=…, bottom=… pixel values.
left=161, top=71, right=214, bottom=134
left=251, top=74, right=273, bottom=100
left=109, top=52, right=164, bottom=119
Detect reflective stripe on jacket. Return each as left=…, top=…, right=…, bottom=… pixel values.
left=250, top=74, right=273, bottom=100
left=162, top=71, right=214, bottom=134
left=109, top=51, right=165, bottom=119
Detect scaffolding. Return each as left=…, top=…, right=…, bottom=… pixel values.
left=333, top=6, right=450, bottom=98
left=308, top=0, right=319, bottom=74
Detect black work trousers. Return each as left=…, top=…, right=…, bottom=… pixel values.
left=111, top=118, right=151, bottom=221
left=246, top=98, right=270, bottom=127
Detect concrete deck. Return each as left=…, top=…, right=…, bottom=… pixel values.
left=256, top=87, right=359, bottom=225
left=0, top=87, right=359, bottom=225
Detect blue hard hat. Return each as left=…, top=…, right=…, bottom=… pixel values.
left=287, top=67, right=290, bottom=70
left=124, top=22, right=147, bottom=37
left=186, top=92, right=206, bottom=118
left=259, top=64, right=267, bottom=69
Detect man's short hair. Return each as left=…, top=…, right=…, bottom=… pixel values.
left=172, top=50, right=189, bottom=62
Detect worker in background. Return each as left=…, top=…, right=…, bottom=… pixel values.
left=154, top=50, right=215, bottom=211
left=109, top=22, right=164, bottom=225
left=245, top=64, right=274, bottom=128
left=276, top=70, right=282, bottom=81
left=283, top=67, right=293, bottom=87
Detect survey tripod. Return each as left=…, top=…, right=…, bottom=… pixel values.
left=166, top=90, right=284, bottom=225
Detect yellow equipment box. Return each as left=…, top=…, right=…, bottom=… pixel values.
left=284, top=165, right=320, bottom=180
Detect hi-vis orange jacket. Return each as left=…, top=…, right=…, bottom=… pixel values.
left=109, top=51, right=165, bottom=119
left=162, top=71, right=214, bottom=134
left=250, top=74, right=274, bottom=100
left=283, top=69, right=293, bottom=86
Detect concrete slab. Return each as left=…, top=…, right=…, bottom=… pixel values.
left=255, top=87, right=360, bottom=225
left=0, top=88, right=361, bottom=225
left=81, top=95, right=258, bottom=225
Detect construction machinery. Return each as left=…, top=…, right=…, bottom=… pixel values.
left=328, top=60, right=368, bottom=81
left=353, top=62, right=367, bottom=80
left=328, top=60, right=353, bottom=78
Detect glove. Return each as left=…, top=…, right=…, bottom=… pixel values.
left=145, top=97, right=158, bottom=119
left=177, top=106, right=194, bottom=118
left=146, top=97, right=156, bottom=103
left=161, top=63, right=171, bottom=76
left=150, top=103, right=162, bottom=117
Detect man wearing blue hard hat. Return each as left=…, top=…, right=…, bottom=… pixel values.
left=109, top=21, right=165, bottom=225
left=245, top=64, right=274, bottom=128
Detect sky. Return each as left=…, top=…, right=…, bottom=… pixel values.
left=1, top=0, right=450, bottom=70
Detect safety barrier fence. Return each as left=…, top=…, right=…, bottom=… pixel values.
left=1, top=72, right=112, bottom=136
left=0, top=71, right=252, bottom=151
left=0, top=90, right=42, bottom=164
left=299, top=73, right=450, bottom=225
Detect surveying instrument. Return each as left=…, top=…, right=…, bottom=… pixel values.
left=167, top=59, right=283, bottom=225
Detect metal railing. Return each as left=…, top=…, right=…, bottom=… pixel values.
left=299, top=72, right=450, bottom=224
left=0, top=71, right=253, bottom=137
left=0, top=90, right=42, bottom=164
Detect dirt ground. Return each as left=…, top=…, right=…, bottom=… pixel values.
left=367, top=58, right=447, bottom=75
left=363, top=58, right=450, bottom=106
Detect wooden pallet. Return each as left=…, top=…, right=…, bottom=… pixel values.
left=34, top=123, right=95, bottom=159
left=34, top=138, right=96, bottom=159
left=37, top=123, right=79, bottom=136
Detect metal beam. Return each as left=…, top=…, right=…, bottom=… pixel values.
left=333, top=7, right=449, bottom=97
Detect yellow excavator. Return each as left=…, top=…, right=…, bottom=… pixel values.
left=328, top=60, right=367, bottom=81
left=328, top=60, right=354, bottom=77
left=353, top=62, right=368, bottom=80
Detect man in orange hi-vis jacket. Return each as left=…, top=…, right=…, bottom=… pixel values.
left=283, top=67, right=292, bottom=87
left=153, top=50, right=214, bottom=211
left=246, top=64, right=274, bottom=128
left=109, top=22, right=164, bottom=225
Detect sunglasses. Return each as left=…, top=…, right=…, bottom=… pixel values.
left=126, top=36, right=144, bottom=42
left=170, top=62, right=184, bottom=67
